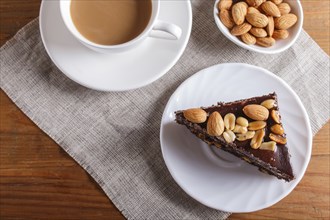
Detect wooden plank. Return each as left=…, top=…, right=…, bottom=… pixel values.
left=0, top=0, right=329, bottom=219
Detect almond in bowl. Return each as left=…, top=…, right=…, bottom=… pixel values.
left=213, top=0, right=303, bottom=54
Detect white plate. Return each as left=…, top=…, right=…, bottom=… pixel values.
left=39, top=0, right=192, bottom=91
left=160, top=63, right=312, bottom=212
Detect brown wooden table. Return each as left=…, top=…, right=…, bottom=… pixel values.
left=0, top=1, right=329, bottom=219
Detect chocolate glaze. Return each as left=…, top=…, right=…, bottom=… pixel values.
left=175, top=92, right=294, bottom=182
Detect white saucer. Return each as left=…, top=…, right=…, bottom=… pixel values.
left=39, top=0, right=192, bottom=91
left=160, top=63, right=312, bottom=212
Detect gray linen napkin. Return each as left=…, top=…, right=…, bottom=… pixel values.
left=1, top=0, right=329, bottom=219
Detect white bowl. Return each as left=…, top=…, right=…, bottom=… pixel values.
left=213, top=0, right=303, bottom=54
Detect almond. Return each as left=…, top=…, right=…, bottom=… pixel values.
left=246, top=0, right=264, bottom=7
left=271, top=0, right=283, bottom=5
left=219, top=9, right=235, bottom=29
left=241, top=32, right=257, bottom=45
left=277, top=3, right=291, bottom=15
left=249, top=27, right=267, bottom=37
left=272, top=29, right=289, bottom=39
left=256, top=37, right=275, bottom=47
left=261, top=1, right=281, bottom=17
left=239, top=1, right=249, bottom=8
left=207, top=111, right=225, bottom=136
left=259, top=141, right=277, bottom=151
left=232, top=2, right=248, bottom=25
left=270, top=124, right=284, bottom=135
left=246, top=13, right=269, bottom=28
left=269, top=133, right=287, bottom=144
left=218, top=0, right=233, bottom=11
left=274, top=14, right=298, bottom=30
left=266, top=16, right=274, bottom=36
left=231, top=23, right=252, bottom=36
left=183, top=108, right=207, bottom=123
left=243, top=104, right=269, bottom=120
left=247, top=7, right=260, bottom=14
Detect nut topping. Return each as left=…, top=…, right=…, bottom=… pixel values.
left=248, top=121, right=267, bottom=131
left=271, top=110, right=281, bottom=123
left=236, top=117, right=249, bottom=127
left=233, top=124, right=248, bottom=134
left=250, top=129, right=265, bottom=149
left=269, top=133, right=287, bottom=144
left=182, top=95, right=289, bottom=152
left=260, top=99, right=276, bottom=109
left=207, top=111, right=225, bottom=136
left=270, top=124, right=284, bottom=135
left=223, top=130, right=236, bottom=143
left=259, top=141, right=277, bottom=151
left=243, top=104, right=269, bottom=121
left=183, top=108, right=207, bottom=123
left=224, top=113, right=236, bottom=130
left=236, top=131, right=255, bottom=141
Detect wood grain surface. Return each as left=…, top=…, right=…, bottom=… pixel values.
left=0, top=0, right=329, bottom=219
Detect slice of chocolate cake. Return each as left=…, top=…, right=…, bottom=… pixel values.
left=175, top=92, right=294, bottom=182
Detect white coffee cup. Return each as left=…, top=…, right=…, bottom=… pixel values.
left=59, top=0, right=182, bottom=53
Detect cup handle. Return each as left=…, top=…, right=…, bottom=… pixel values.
left=150, top=20, right=182, bottom=40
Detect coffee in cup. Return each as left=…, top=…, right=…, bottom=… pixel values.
left=70, top=0, right=152, bottom=45
left=60, top=0, right=182, bottom=53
